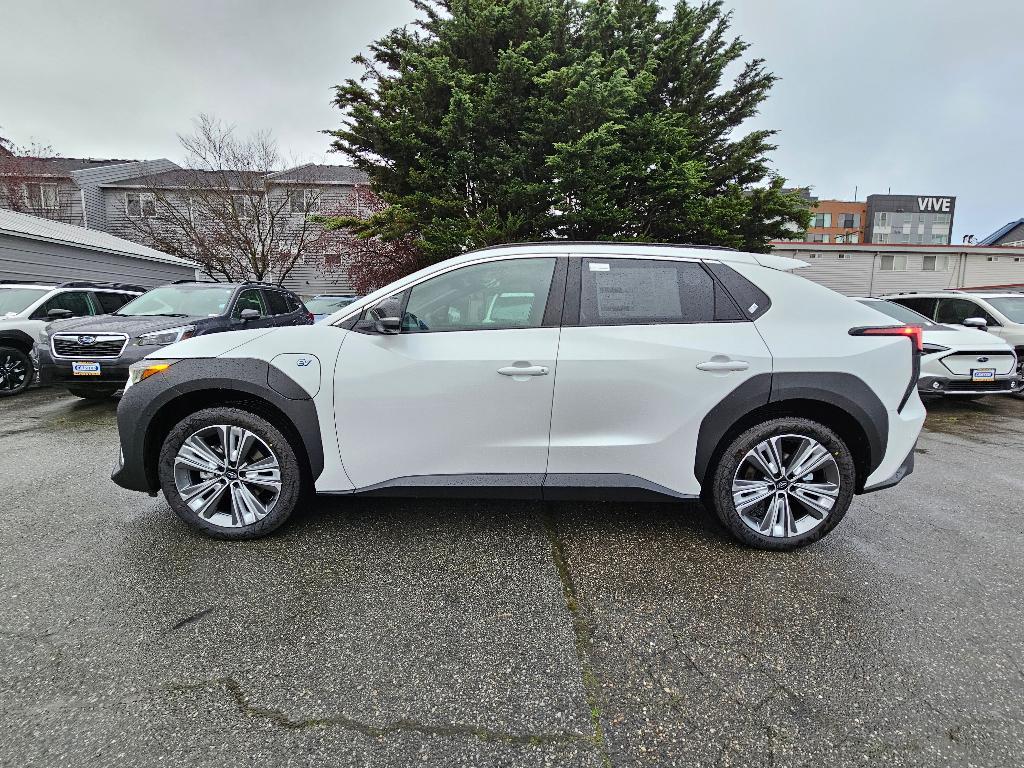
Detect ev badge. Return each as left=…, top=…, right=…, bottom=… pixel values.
left=297, top=358, right=312, bottom=367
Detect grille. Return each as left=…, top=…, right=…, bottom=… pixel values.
left=52, top=334, right=128, bottom=359
left=940, top=352, right=1016, bottom=376
left=947, top=379, right=1015, bottom=392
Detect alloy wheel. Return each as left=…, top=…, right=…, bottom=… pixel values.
left=731, top=433, right=841, bottom=538
left=0, top=350, right=29, bottom=392
left=172, top=425, right=282, bottom=528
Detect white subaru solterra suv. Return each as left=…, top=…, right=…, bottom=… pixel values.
left=113, top=243, right=925, bottom=550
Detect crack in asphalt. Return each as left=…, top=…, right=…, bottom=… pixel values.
left=541, top=509, right=614, bottom=768
left=166, top=606, right=217, bottom=633
left=167, top=676, right=589, bottom=746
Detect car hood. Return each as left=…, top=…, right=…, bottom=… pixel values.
left=923, top=325, right=1013, bottom=350
left=47, top=314, right=207, bottom=338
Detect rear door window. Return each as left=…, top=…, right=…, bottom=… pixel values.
left=264, top=290, right=290, bottom=316
left=94, top=291, right=134, bottom=314
left=579, top=258, right=741, bottom=326
left=892, top=297, right=938, bottom=319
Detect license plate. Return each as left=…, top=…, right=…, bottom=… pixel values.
left=72, top=361, right=101, bottom=376
left=971, top=368, right=995, bottom=382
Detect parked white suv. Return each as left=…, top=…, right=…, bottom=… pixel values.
left=885, top=291, right=1024, bottom=375
left=112, top=243, right=925, bottom=550
left=0, top=281, right=143, bottom=397
left=857, top=298, right=1019, bottom=396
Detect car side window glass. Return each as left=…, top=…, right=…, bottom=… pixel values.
left=936, top=298, right=996, bottom=326
left=232, top=289, right=265, bottom=318
left=32, top=291, right=95, bottom=319
left=264, top=290, right=290, bottom=316
left=579, top=258, right=730, bottom=325
left=401, top=258, right=556, bottom=333
left=284, top=293, right=300, bottom=313
left=95, top=291, right=132, bottom=314
left=895, top=297, right=938, bottom=318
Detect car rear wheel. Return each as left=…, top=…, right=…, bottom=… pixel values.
left=67, top=386, right=118, bottom=400
left=158, top=407, right=303, bottom=540
left=0, top=346, right=32, bottom=397
left=709, top=417, right=856, bottom=550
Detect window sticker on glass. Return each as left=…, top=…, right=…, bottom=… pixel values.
left=588, top=263, right=610, bottom=271
left=594, top=266, right=682, bottom=320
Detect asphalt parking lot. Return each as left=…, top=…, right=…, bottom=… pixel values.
left=1, top=388, right=1022, bottom=767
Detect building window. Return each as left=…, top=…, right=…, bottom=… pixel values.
left=930, top=234, right=946, bottom=244
left=288, top=189, right=321, bottom=214
left=809, top=213, right=832, bottom=228
left=877, top=212, right=889, bottom=226
left=837, top=253, right=848, bottom=260
left=987, top=256, right=1000, bottom=262
left=835, top=233, right=859, bottom=244
left=922, top=254, right=949, bottom=271
left=837, top=213, right=859, bottom=228
left=875, top=234, right=889, bottom=243
left=903, top=213, right=913, bottom=226
left=807, top=233, right=829, bottom=243
left=231, top=194, right=250, bottom=220
left=25, top=182, right=60, bottom=210
left=934, top=213, right=951, bottom=225
left=125, top=191, right=157, bottom=218
left=892, top=225, right=904, bottom=235
left=806, top=253, right=819, bottom=259
left=879, top=254, right=907, bottom=271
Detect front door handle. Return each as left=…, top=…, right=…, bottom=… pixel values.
left=696, top=359, right=750, bottom=372
left=497, top=364, right=549, bottom=377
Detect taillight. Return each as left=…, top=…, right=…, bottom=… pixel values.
left=849, top=325, right=923, bottom=352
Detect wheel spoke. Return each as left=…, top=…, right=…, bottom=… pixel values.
left=228, top=427, right=257, bottom=469
left=789, top=482, right=838, bottom=519
left=733, top=478, right=774, bottom=511
left=230, top=481, right=267, bottom=526
left=179, top=435, right=225, bottom=473
left=181, top=476, right=228, bottom=518
left=747, top=439, right=783, bottom=479
left=786, top=439, right=832, bottom=480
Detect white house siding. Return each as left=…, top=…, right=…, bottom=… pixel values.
left=771, top=244, right=1024, bottom=296
left=72, top=159, right=178, bottom=232
left=0, top=231, right=196, bottom=286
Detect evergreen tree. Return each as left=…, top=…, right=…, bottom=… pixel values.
left=327, top=0, right=809, bottom=269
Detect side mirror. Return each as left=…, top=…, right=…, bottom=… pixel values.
left=47, top=308, right=73, bottom=319
left=239, top=308, right=261, bottom=321
left=369, top=308, right=401, bottom=335
left=962, top=317, right=987, bottom=329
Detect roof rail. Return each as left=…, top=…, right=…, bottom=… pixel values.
left=171, top=278, right=221, bottom=284
left=468, top=240, right=739, bottom=253
left=0, top=279, right=57, bottom=286
left=57, top=280, right=147, bottom=292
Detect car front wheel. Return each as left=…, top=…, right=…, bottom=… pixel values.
left=709, top=417, right=856, bottom=550
left=158, top=407, right=303, bottom=539
left=0, top=346, right=32, bottom=397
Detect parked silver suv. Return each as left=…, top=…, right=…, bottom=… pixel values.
left=0, top=281, right=143, bottom=397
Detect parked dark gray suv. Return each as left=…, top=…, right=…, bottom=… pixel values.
left=38, top=281, right=313, bottom=399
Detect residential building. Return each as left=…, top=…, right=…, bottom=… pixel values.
left=977, top=218, right=1024, bottom=247
left=864, top=194, right=956, bottom=245
left=0, top=208, right=198, bottom=285
left=770, top=242, right=1024, bottom=296
left=805, top=199, right=867, bottom=244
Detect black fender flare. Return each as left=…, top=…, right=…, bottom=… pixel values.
left=113, top=357, right=324, bottom=493
left=0, top=329, right=37, bottom=354
left=694, top=372, right=889, bottom=487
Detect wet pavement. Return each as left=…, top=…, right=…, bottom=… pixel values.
left=1, top=388, right=1022, bottom=767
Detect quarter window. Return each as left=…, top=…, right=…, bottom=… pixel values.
left=264, top=290, right=290, bottom=315
left=94, top=292, right=134, bottom=313
left=401, top=258, right=556, bottom=332
left=580, top=258, right=741, bottom=326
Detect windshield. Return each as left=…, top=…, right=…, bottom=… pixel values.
left=858, top=299, right=935, bottom=326
left=305, top=296, right=358, bottom=314
left=0, top=287, right=48, bottom=316
left=117, top=285, right=234, bottom=317
left=986, top=296, right=1024, bottom=323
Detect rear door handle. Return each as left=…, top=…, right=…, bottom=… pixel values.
left=497, top=364, right=549, bottom=377
left=696, top=359, right=750, bottom=372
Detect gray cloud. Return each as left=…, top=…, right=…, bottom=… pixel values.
left=1, top=0, right=1019, bottom=241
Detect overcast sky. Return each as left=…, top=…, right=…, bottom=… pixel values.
left=1, top=0, right=1020, bottom=241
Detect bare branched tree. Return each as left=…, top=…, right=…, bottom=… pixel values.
left=121, top=115, right=344, bottom=283
left=0, top=139, right=79, bottom=224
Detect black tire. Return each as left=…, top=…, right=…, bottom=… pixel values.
left=0, top=346, right=33, bottom=398
left=66, top=386, right=118, bottom=400
left=157, top=406, right=304, bottom=540
left=709, top=417, right=857, bottom=551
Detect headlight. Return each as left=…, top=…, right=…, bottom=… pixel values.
left=127, top=358, right=180, bottom=386
left=136, top=325, right=196, bottom=347
left=921, top=343, right=950, bottom=355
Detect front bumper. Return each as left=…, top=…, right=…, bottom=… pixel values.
left=918, top=374, right=1020, bottom=396
left=38, top=342, right=152, bottom=389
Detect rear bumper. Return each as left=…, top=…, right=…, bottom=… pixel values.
left=861, top=393, right=924, bottom=493
left=861, top=442, right=915, bottom=494
left=918, top=374, right=1020, bottom=396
